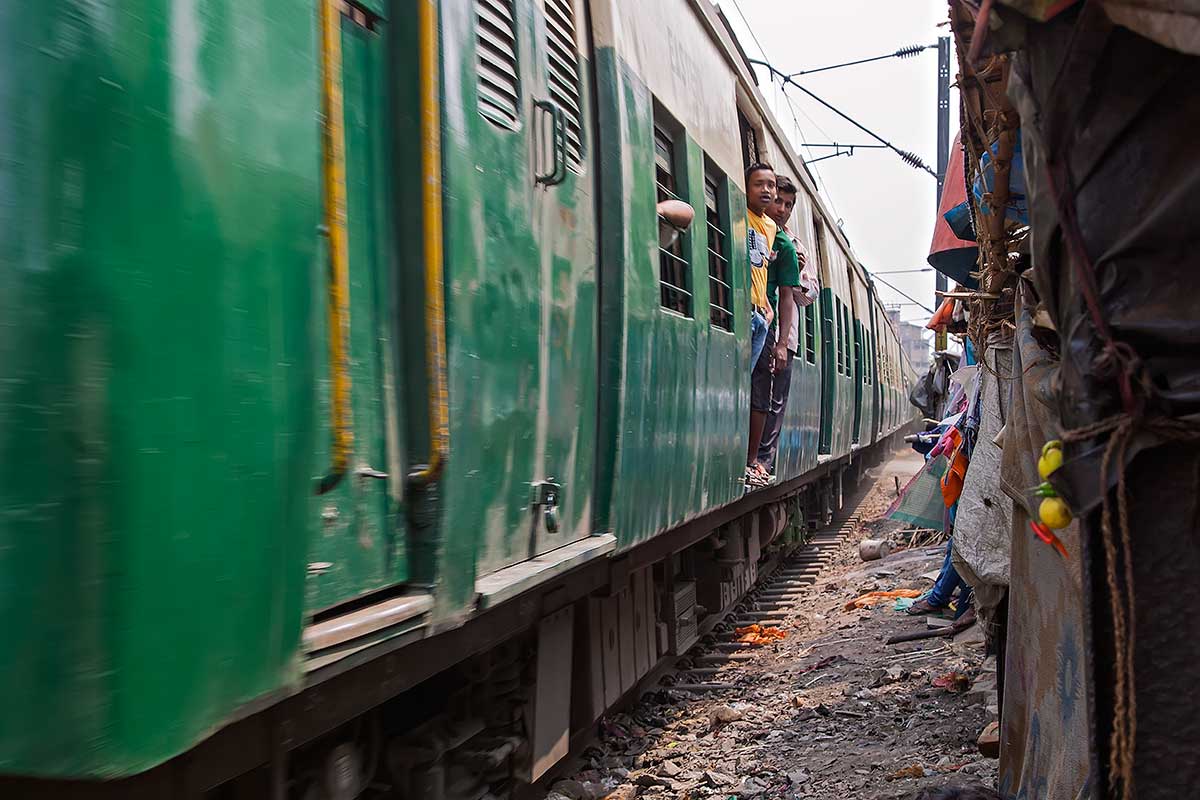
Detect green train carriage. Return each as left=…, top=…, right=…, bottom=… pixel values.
left=0, top=0, right=917, bottom=796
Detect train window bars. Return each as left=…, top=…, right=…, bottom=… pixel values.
left=854, top=323, right=863, bottom=383
left=704, top=166, right=734, bottom=331
left=737, top=106, right=762, bottom=171
left=804, top=301, right=817, bottom=364
left=476, top=0, right=522, bottom=129
left=835, top=298, right=845, bottom=375
left=843, top=305, right=852, bottom=378
left=655, top=121, right=692, bottom=316
left=867, top=330, right=874, bottom=385
left=542, top=0, right=584, bottom=169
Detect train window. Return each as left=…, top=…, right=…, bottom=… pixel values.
left=867, top=331, right=874, bottom=385
left=854, top=325, right=863, bottom=383
left=869, top=333, right=874, bottom=385
left=834, top=299, right=844, bottom=375
left=843, top=306, right=852, bottom=377
left=804, top=302, right=817, bottom=364
left=873, top=333, right=879, bottom=385
left=737, top=107, right=762, bottom=171
left=543, top=0, right=584, bottom=169
left=833, top=299, right=841, bottom=374
left=655, top=119, right=692, bottom=316
left=476, top=0, right=521, bottom=129
left=704, top=165, right=734, bottom=331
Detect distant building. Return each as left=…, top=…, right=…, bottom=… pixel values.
left=887, top=308, right=932, bottom=374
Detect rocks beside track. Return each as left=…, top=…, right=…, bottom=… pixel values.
left=548, top=450, right=999, bottom=800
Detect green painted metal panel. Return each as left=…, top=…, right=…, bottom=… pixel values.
left=529, top=6, right=599, bottom=560
left=818, top=288, right=856, bottom=458
left=594, top=49, right=749, bottom=548
left=305, top=12, right=408, bottom=613
left=818, top=289, right=837, bottom=453
left=439, top=0, right=539, bottom=599
left=436, top=0, right=598, bottom=612
left=852, top=319, right=864, bottom=443
left=774, top=302, right=822, bottom=481
left=0, top=0, right=317, bottom=776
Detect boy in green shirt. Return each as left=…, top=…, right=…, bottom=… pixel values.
left=746, top=176, right=802, bottom=486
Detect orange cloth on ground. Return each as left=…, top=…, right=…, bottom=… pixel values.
left=735, top=623, right=788, bottom=645
left=843, top=588, right=923, bottom=611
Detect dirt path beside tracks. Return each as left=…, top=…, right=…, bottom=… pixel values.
left=551, top=448, right=999, bottom=800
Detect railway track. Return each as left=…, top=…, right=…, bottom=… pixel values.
left=546, top=474, right=883, bottom=791
left=666, top=519, right=861, bottom=694
left=541, top=450, right=999, bottom=799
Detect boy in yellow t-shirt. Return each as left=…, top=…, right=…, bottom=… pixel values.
left=745, top=162, right=777, bottom=369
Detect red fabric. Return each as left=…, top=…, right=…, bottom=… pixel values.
left=940, top=428, right=969, bottom=507
left=929, top=132, right=976, bottom=259
left=926, top=297, right=955, bottom=331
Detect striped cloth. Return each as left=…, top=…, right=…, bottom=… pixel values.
left=887, top=456, right=949, bottom=530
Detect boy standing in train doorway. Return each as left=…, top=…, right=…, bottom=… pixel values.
left=756, top=175, right=809, bottom=477
left=746, top=173, right=801, bottom=487
left=745, top=163, right=777, bottom=371
left=744, top=162, right=776, bottom=488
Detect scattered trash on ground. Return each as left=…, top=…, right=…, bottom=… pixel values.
left=886, top=763, right=927, bottom=781
left=551, top=451, right=998, bottom=799
left=844, top=588, right=923, bottom=611
left=706, top=704, right=743, bottom=732
left=933, top=671, right=972, bottom=693
left=734, top=623, right=787, bottom=645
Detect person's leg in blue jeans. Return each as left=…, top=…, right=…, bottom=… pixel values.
left=750, top=309, right=768, bottom=369
left=926, top=538, right=969, bottom=607
left=909, top=536, right=971, bottom=615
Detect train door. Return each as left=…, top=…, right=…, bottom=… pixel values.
left=437, top=0, right=598, bottom=578
left=847, top=269, right=864, bottom=445
left=869, top=298, right=883, bottom=440
left=813, top=217, right=835, bottom=455
left=307, top=2, right=407, bottom=612
left=527, top=0, right=598, bottom=555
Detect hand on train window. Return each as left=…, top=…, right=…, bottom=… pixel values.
left=657, top=199, right=694, bottom=248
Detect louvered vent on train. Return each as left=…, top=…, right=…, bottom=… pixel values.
left=543, top=0, right=584, bottom=169
left=476, top=0, right=521, bottom=129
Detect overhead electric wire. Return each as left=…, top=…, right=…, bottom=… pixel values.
left=725, top=0, right=848, bottom=225
left=783, top=43, right=936, bottom=78
left=779, top=92, right=847, bottom=226
left=801, top=142, right=889, bottom=149
left=748, top=57, right=937, bottom=178
left=870, top=273, right=936, bottom=314
left=800, top=142, right=888, bottom=165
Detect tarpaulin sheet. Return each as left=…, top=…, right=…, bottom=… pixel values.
left=998, top=1, right=1200, bottom=55
left=949, top=342, right=1013, bottom=628
left=1004, top=6, right=1200, bottom=794
left=998, top=280, right=1097, bottom=798
left=928, top=132, right=981, bottom=289
left=909, top=353, right=960, bottom=420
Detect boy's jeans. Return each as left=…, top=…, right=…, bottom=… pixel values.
left=750, top=309, right=769, bottom=369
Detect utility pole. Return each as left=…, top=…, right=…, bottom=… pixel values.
left=934, top=36, right=950, bottom=353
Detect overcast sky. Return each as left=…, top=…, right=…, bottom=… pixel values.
left=720, top=0, right=958, bottom=333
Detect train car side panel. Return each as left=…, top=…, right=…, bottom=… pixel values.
left=0, top=0, right=319, bottom=777
left=591, top=0, right=748, bottom=548
left=436, top=0, right=600, bottom=607
left=771, top=177, right=822, bottom=480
